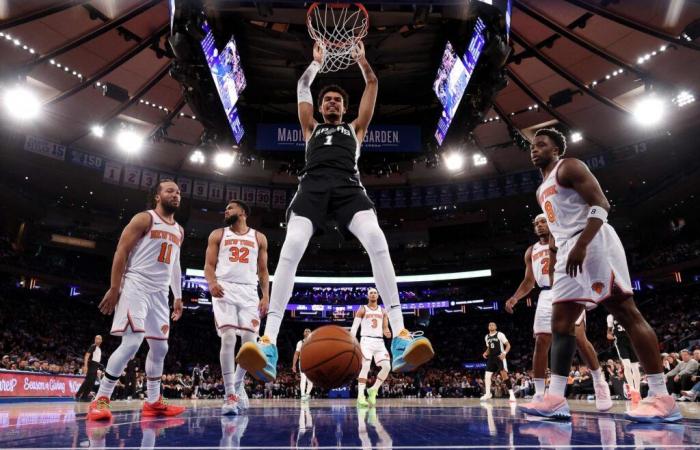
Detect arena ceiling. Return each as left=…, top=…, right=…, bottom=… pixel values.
left=1, top=0, right=700, bottom=188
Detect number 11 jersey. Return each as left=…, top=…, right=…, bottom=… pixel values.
left=216, top=227, right=259, bottom=286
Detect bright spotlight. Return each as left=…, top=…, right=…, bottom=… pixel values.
left=633, top=95, right=666, bottom=126
left=443, top=151, right=464, bottom=171
left=214, top=151, right=235, bottom=169
left=570, top=131, right=583, bottom=143
left=4, top=86, right=41, bottom=120
left=473, top=153, right=487, bottom=166
left=674, top=91, right=695, bottom=107
left=91, top=125, right=104, bottom=138
left=116, top=129, right=144, bottom=154
left=190, top=149, right=206, bottom=164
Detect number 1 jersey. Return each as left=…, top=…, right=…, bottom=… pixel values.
left=302, top=123, right=360, bottom=176
left=215, top=227, right=259, bottom=286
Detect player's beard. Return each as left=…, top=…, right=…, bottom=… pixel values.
left=225, top=214, right=239, bottom=226
left=161, top=199, right=179, bottom=214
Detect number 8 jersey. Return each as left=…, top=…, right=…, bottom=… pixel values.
left=124, top=210, right=183, bottom=293
left=536, top=158, right=590, bottom=244
left=216, top=227, right=259, bottom=286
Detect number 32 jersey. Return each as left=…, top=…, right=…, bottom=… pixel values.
left=216, top=227, right=259, bottom=286
left=124, top=210, right=183, bottom=293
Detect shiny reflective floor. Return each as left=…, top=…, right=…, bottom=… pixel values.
left=0, top=398, right=699, bottom=449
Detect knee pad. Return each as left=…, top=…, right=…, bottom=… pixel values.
left=359, top=360, right=371, bottom=378
left=146, top=338, right=169, bottom=361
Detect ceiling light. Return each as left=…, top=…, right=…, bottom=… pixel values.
left=4, top=86, right=41, bottom=120
left=115, top=129, right=144, bottom=154
left=633, top=95, right=666, bottom=127
left=473, top=153, right=487, bottom=166
left=214, top=151, right=234, bottom=169
left=570, top=131, right=583, bottom=143
left=91, top=125, right=104, bottom=138
left=189, top=149, right=206, bottom=164
left=443, top=151, right=464, bottom=172
left=674, top=91, right=695, bottom=107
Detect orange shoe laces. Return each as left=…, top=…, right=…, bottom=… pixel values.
left=95, top=398, right=111, bottom=410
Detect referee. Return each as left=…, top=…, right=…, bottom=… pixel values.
left=75, top=335, right=102, bottom=401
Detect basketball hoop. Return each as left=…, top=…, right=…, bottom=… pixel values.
left=307, top=3, right=369, bottom=73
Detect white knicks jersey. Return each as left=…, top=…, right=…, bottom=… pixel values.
left=536, top=159, right=591, bottom=243
left=215, top=227, right=259, bottom=285
left=124, top=210, right=183, bottom=293
left=531, top=242, right=551, bottom=289
left=360, top=305, right=385, bottom=338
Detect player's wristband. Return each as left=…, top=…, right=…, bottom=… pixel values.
left=587, top=206, right=608, bottom=223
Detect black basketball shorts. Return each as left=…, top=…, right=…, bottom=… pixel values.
left=287, top=171, right=375, bottom=238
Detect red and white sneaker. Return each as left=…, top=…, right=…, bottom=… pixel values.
left=624, top=394, right=682, bottom=423
left=594, top=382, right=613, bottom=412
left=518, top=394, right=571, bottom=420
left=142, top=396, right=186, bottom=418
left=222, top=394, right=241, bottom=416
left=87, top=396, right=113, bottom=421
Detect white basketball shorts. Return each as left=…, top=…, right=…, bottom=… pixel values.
left=213, top=281, right=260, bottom=337
left=111, top=277, right=170, bottom=340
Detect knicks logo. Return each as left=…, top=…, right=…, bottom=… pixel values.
left=251, top=319, right=260, bottom=328
left=160, top=325, right=170, bottom=335
left=591, top=282, right=605, bottom=295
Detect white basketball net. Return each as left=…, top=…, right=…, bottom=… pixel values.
left=307, top=3, right=369, bottom=73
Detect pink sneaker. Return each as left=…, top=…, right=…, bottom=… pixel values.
left=594, top=382, right=613, bottom=412
left=624, top=394, right=682, bottom=423
left=630, top=389, right=641, bottom=406
left=518, top=394, right=571, bottom=420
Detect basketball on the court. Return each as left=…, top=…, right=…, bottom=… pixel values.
left=300, top=325, right=362, bottom=389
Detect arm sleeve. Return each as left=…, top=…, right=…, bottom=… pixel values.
left=297, top=61, right=321, bottom=104
left=350, top=317, right=361, bottom=338
left=170, top=258, right=182, bottom=299
left=606, top=315, right=614, bottom=328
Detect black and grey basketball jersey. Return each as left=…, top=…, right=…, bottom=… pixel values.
left=302, top=123, right=360, bottom=175
left=485, top=332, right=506, bottom=357
left=607, top=314, right=627, bottom=339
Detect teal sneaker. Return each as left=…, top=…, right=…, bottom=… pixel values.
left=235, top=335, right=277, bottom=382
left=391, top=330, right=434, bottom=372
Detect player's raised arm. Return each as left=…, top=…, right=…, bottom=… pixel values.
left=99, top=212, right=151, bottom=315
left=256, top=231, right=270, bottom=317
left=351, top=41, right=378, bottom=143
left=298, top=42, right=322, bottom=141
left=559, top=159, right=610, bottom=277
left=204, top=229, right=225, bottom=298
left=505, top=245, right=536, bottom=313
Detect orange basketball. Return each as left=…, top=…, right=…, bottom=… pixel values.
left=300, top=325, right=362, bottom=389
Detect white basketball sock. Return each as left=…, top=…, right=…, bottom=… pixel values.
left=265, top=215, right=313, bottom=344
left=646, top=373, right=668, bottom=397
left=590, top=367, right=604, bottom=385
left=347, top=210, right=405, bottom=334
left=549, top=374, right=568, bottom=398
left=145, top=338, right=168, bottom=402
left=484, top=371, right=493, bottom=395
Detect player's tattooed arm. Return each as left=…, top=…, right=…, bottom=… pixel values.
left=352, top=41, right=377, bottom=143
left=558, top=159, right=609, bottom=277
left=505, top=245, right=536, bottom=314
left=256, top=231, right=270, bottom=317
left=99, top=212, right=152, bottom=315
left=204, top=228, right=225, bottom=298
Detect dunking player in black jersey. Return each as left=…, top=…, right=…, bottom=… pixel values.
left=237, top=42, right=434, bottom=381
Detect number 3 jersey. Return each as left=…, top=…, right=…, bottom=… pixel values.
left=124, top=210, right=183, bottom=293
left=216, top=227, right=259, bottom=286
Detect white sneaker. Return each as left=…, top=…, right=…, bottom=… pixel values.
left=222, top=394, right=240, bottom=416
left=480, top=393, right=493, bottom=401
left=594, top=382, right=613, bottom=412
left=237, top=385, right=249, bottom=411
